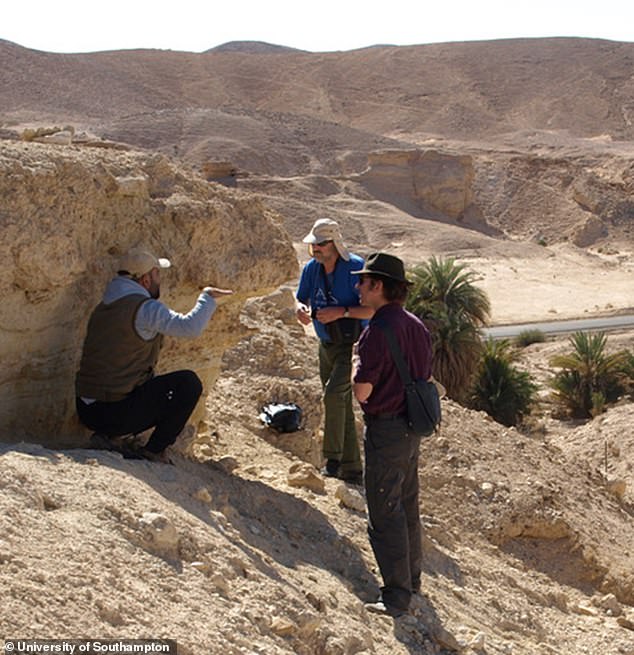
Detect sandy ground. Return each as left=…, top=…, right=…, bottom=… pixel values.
left=467, top=244, right=634, bottom=324
left=2, top=290, right=633, bottom=655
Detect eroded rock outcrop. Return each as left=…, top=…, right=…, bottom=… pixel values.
left=473, top=153, right=634, bottom=245
left=359, top=149, right=479, bottom=222
left=0, top=141, right=297, bottom=446
left=356, top=147, right=633, bottom=247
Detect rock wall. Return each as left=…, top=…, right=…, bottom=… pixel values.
left=471, top=152, right=634, bottom=246
left=358, top=147, right=634, bottom=246
left=0, top=141, right=298, bottom=446
left=359, top=149, right=477, bottom=221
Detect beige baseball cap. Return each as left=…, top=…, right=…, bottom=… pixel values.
left=118, top=248, right=171, bottom=277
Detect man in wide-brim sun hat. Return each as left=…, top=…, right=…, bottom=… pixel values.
left=295, top=218, right=373, bottom=484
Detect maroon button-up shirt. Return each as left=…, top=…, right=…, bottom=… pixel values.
left=354, top=302, right=433, bottom=416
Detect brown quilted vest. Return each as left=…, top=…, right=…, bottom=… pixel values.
left=75, top=294, right=163, bottom=402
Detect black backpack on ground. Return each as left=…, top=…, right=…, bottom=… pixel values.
left=259, top=402, right=303, bottom=433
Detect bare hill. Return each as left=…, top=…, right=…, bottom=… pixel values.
left=2, top=37, right=633, bottom=269
left=3, top=37, right=634, bottom=142
left=207, top=41, right=306, bottom=54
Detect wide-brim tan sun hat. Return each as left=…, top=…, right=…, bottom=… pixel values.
left=302, top=218, right=350, bottom=261
left=118, top=248, right=171, bottom=277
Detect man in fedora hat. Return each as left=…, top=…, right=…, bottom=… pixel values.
left=352, top=252, right=433, bottom=617
left=296, top=218, right=373, bottom=483
left=75, top=247, right=233, bottom=462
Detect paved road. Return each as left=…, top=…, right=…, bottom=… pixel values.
left=482, top=314, right=634, bottom=340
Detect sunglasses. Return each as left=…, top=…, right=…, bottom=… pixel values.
left=314, top=239, right=333, bottom=247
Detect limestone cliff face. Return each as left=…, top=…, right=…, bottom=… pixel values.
left=0, top=141, right=298, bottom=446
left=359, top=149, right=476, bottom=221
left=357, top=149, right=498, bottom=235
left=471, top=154, right=634, bottom=245
left=357, top=147, right=633, bottom=246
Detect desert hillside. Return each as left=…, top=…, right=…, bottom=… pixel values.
left=2, top=36, right=632, bottom=319
left=0, top=36, right=633, bottom=655
left=4, top=37, right=634, bottom=143
left=1, top=290, right=634, bottom=655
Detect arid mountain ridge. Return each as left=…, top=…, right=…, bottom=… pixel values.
left=3, top=37, right=634, bottom=164
left=3, top=36, right=634, bottom=259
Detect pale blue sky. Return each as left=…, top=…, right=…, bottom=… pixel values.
left=3, top=0, right=634, bottom=53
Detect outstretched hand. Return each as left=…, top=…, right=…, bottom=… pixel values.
left=204, top=287, right=234, bottom=298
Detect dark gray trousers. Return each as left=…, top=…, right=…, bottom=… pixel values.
left=364, top=415, right=423, bottom=610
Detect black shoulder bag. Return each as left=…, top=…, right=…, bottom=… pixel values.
left=377, top=322, right=441, bottom=438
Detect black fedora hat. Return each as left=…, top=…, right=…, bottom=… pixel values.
left=351, top=252, right=410, bottom=284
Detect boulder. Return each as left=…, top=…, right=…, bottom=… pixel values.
left=571, top=214, right=608, bottom=247
left=287, top=462, right=325, bottom=493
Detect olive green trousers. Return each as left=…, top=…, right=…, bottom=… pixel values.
left=318, top=341, right=362, bottom=474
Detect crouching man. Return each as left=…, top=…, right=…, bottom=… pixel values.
left=75, top=248, right=232, bottom=462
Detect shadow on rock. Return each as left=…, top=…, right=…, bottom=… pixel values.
left=65, top=445, right=374, bottom=600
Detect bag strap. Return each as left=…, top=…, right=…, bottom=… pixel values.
left=376, top=321, right=414, bottom=387
left=319, top=264, right=331, bottom=298
left=319, top=260, right=340, bottom=305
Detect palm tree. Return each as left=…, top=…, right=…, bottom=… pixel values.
left=406, top=257, right=491, bottom=401
left=549, top=331, right=627, bottom=418
left=470, top=339, right=537, bottom=426
left=425, top=307, right=483, bottom=400
left=407, top=256, right=490, bottom=326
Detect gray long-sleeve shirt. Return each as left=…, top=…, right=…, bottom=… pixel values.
left=102, top=276, right=217, bottom=340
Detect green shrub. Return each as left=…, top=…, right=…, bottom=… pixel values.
left=515, top=329, right=546, bottom=348
left=470, top=339, right=538, bottom=426
left=549, top=332, right=627, bottom=418
left=615, top=349, right=634, bottom=398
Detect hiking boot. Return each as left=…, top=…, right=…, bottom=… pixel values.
left=339, top=469, right=363, bottom=485
left=89, top=432, right=112, bottom=450
left=364, top=601, right=408, bottom=618
left=321, top=459, right=340, bottom=477
left=137, top=447, right=173, bottom=465
left=89, top=432, right=144, bottom=459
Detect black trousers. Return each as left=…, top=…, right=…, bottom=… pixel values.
left=76, top=370, right=203, bottom=453
left=364, top=414, right=423, bottom=611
